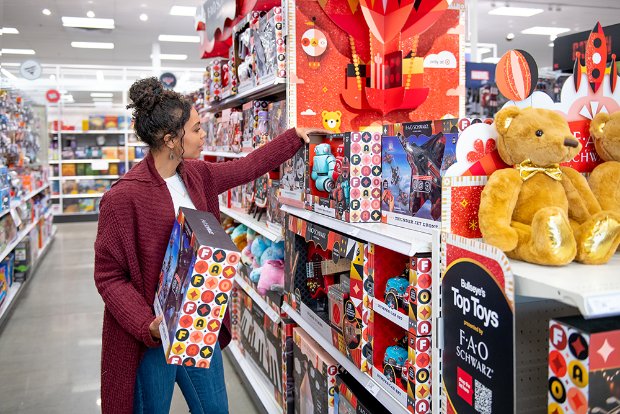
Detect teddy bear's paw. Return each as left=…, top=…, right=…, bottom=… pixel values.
left=576, top=212, right=620, bottom=264
left=530, top=208, right=576, bottom=265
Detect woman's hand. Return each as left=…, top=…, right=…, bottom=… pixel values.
left=149, top=315, right=163, bottom=340
left=295, top=127, right=333, bottom=144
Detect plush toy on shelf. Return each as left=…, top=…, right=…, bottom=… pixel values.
left=257, top=260, right=285, bottom=295
left=241, top=228, right=257, bottom=267
left=231, top=224, right=248, bottom=251
left=311, top=143, right=337, bottom=192
left=479, top=106, right=620, bottom=266
left=589, top=111, right=620, bottom=214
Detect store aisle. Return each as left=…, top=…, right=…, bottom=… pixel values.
left=0, top=222, right=259, bottom=414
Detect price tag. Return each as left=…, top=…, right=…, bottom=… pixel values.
left=266, top=307, right=280, bottom=323
left=367, top=380, right=381, bottom=397
left=586, top=295, right=620, bottom=317
left=91, top=160, right=110, bottom=171
left=10, top=208, right=22, bottom=227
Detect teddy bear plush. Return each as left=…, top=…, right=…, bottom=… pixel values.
left=589, top=112, right=620, bottom=214
left=479, top=106, right=620, bottom=265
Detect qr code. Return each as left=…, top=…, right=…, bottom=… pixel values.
left=474, top=379, right=492, bottom=414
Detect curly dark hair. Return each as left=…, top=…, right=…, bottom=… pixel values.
left=126, top=77, right=192, bottom=151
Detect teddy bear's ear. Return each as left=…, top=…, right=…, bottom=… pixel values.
left=494, top=106, right=521, bottom=135
left=336, top=111, right=342, bottom=117
left=321, top=110, right=328, bottom=117
left=590, top=112, right=610, bottom=139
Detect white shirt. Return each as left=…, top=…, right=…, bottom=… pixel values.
left=165, top=173, right=196, bottom=215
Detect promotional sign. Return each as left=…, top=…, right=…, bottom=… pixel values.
left=46, top=89, right=61, bottom=103
left=441, top=234, right=515, bottom=414
left=20, top=60, right=42, bottom=80
left=553, top=23, right=619, bottom=72
left=465, top=62, right=496, bottom=89
left=160, top=72, right=177, bottom=89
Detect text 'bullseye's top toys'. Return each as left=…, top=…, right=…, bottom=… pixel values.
left=154, top=208, right=241, bottom=369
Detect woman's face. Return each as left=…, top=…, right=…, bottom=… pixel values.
left=177, top=108, right=205, bottom=159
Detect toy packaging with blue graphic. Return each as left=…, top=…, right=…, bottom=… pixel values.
left=381, top=120, right=459, bottom=231
left=305, top=132, right=382, bottom=223
left=154, top=208, right=241, bottom=369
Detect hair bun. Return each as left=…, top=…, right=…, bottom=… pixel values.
left=127, top=77, right=164, bottom=113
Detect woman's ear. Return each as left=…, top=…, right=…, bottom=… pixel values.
left=163, top=133, right=175, bottom=149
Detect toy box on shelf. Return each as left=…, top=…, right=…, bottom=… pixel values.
left=154, top=208, right=240, bottom=368
left=206, top=59, right=233, bottom=103
left=279, top=145, right=307, bottom=208
left=305, top=131, right=382, bottom=222
left=293, top=326, right=338, bottom=414
left=284, top=214, right=366, bottom=369
left=236, top=286, right=293, bottom=411
left=233, top=15, right=257, bottom=94
left=266, top=178, right=284, bottom=233
left=381, top=119, right=459, bottom=232
left=336, top=372, right=392, bottom=414
left=363, top=248, right=433, bottom=412
left=548, top=316, right=620, bottom=414
left=251, top=6, right=287, bottom=86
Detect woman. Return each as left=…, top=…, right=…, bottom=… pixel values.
left=94, top=77, right=316, bottom=414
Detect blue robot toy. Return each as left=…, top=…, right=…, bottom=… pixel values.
left=311, top=143, right=337, bottom=192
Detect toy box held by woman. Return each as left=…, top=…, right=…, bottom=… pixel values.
left=154, top=208, right=241, bottom=369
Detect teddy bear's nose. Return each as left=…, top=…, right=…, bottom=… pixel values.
left=564, top=137, right=579, bottom=148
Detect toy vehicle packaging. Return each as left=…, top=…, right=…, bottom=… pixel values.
left=154, top=208, right=241, bottom=369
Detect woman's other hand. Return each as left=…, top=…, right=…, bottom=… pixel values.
left=295, top=128, right=333, bottom=144
left=149, top=315, right=163, bottom=340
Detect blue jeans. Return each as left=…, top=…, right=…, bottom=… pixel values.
left=133, top=344, right=229, bottom=414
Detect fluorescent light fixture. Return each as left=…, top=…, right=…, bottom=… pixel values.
left=1, top=63, right=20, bottom=67
left=1, top=48, right=36, bottom=55
left=91, top=92, right=113, bottom=98
left=489, top=7, right=543, bottom=17
left=139, top=13, right=148, bottom=21
left=506, top=32, right=515, bottom=40
left=169, top=6, right=196, bottom=16
left=1, top=27, right=19, bottom=35
left=464, top=47, right=491, bottom=55
left=87, top=11, right=96, bottom=18
left=62, top=16, right=115, bottom=29
left=158, top=34, right=200, bottom=43
left=71, top=42, right=114, bottom=49
left=50, top=74, right=57, bottom=81
left=61, top=94, right=74, bottom=102
left=1, top=68, right=17, bottom=80
left=42, top=9, right=52, bottom=16
left=482, top=57, right=501, bottom=64
left=96, top=70, right=104, bottom=82
left=93, top=98, right=113, bottom=102
left=521, top=26, right=570, bottom=36
left=151, top=53, right=188, bottom=60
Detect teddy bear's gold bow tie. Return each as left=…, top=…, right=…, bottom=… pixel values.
left=516, top=159, right=563, bottom=181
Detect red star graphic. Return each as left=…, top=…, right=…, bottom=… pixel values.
left=189, top=290, right=199, bottom=300
left=206, top=278, right=218, bottom=289
left=551, top=409, right=560, bottom=414
left=214, top=251, right=225, bottom=261
left=174, top=344, right=183, bottom=353
left=417, top=353, right=430, bottom=366
left=571, top=336, right=586, bottom=356
left=418, top=385, right=429, bottom=398
left=420, top=307, right=430, bottom=319
left=571, top=393, right=585, bottom=409
left=551, top=355, right=564, bottom=372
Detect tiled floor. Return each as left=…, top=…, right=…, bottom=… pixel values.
left=0, top=222, right=260, bottom=414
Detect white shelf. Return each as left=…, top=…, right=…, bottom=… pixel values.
left=204, top=81, right=286, bottom=113
left=59, top=193, right=104, bottom=199
left=0, top=183, right=50, bottom=220
left=220, top=205, right=282, bottom=243
left=281, top=205, right=433, bottom=256
left=0, top=221, right=38, bottom=264
left=282, top=303, right=409, bottom=414
left=50, top=159, right=122, bottom=164
left=512, top=254, right=620, bottom=318
left=225, top=341, right=283, bottom=414
left=0, top=227, right=57, bottom=327
left=127, top=142, right=147, bottom=147
left=51, top=175, right=119, bottom=180
left=201, top=150, right=250, bottom=158
left=51, top=130, right=130, bottom=134
left=235, top=276, right=281, bottom=323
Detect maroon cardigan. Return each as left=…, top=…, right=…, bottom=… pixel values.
left=94, top=128, right=302, bottom=414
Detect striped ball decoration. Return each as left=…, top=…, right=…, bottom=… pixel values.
left=495, top=49, right=538, bottom=102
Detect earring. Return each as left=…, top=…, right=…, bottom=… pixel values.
left=169, top=149, right=174, bottom=160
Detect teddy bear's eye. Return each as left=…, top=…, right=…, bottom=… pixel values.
left=535, top=129, right=544, bottom=137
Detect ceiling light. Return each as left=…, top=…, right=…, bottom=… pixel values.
left=2, top=63, right=20, bottom=67
left=151, top=53, right=188, bottom=61
left=550, top=34, right=558, bottom=41
left=464, top=47, right=491, bottom=55
left=71, top=42, right=114, bottom=49
left=549, top=42, right=555, bottom=47
left=50, top=74, right=56, bottom=81
left=521, top=26, right=570, bottom=36
left=158, top=34, right=200, bottom=43
left=91, top=92, right=113, bottom=97
left=87, top=11, right=96, bottom=18
left=62, top=16, right=115, bottom=29
left=42, top=9, right=52, bottom=16
left=1, top=27, right=19, bottom=35
left=489, top=6, right=543, bottom=17
left=506, top=32, right=515, bottom=40
left=482, top=57, right=501, bottom=64
left=93, top=98, right=113, bottom=102
left=1, top=48, right=36, bottom=55
left=169, top=6, right=197, bottom=16
left=0, top=68, right=18, bottom=80
left=61, top=94, right=74, bottom=102
left=59, top=89, right=68, bottom=94
left=139, top=13, right=148, bottom=21
left=96, top=70, right=104, bottom=82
